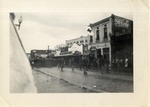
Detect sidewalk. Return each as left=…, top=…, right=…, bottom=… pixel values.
left=34, top=67, right=133, bottom=92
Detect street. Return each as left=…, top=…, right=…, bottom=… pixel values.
left=32, top=69, right=95, bottom=93
left=32, top=67, right=133, bottom=93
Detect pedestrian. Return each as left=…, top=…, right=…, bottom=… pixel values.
left=124, top=58, right=129, bottom=72
left=105, top=57, right=109, bottom=74
left=96, top=58, right=99, bottom=69
left=101, top=55, right=105, bottom=74
left=82, top=56, right=88, bottom=75
left=86, top=56, right=89, bottom=71
left=120, top=58, right=124, bottom=71
left=71, top=57, right=75, bottom=71
left=57, top=58, right=60, bottom=68
left=98, top=55, right=102, bottom=71
left=115, top=57, right=119, bottom=71
left=60, top=57, right=64, bottom=71
left=79, top=56, right=83, bottom=71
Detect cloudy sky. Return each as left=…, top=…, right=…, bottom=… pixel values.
left=14, top=12, right=132, bottom=53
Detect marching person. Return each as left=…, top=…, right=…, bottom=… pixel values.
left=124, top=57, right=129, bottom=72
left=71, top=57, right=75, bottom=71
left=60, top=57, right=64, bottom=71
left=79, top=56, right=83, bottom=71
left=82, top=56, right=88, bottom=75
left=104, top=55, right=109, bottom=74
left=101, top=55, right=105, bottom=74
left=57, top=58, right=60, bottom=68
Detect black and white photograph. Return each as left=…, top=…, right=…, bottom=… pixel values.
left=10, top=12, right=133, bottom=93
left=1, top=0, right=149, bottom=107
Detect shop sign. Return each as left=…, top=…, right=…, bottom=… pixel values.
left=60, top=51, right=72, bottom=55
left=89, top=43, right=109, bottom=50
left=90, top=46, right=97, bottom=51
left=114, top=16, right=130, bottom=28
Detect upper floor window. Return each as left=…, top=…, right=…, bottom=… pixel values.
left=96, top=27, right=100, bottom=42
left=80, top=40, right=84, bottom=43
left=90, top=36, right=93, bottom=43
left=104, top=25, right=108, bottom=40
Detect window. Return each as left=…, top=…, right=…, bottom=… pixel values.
left=104, top=25, right=108, bottom=40
left=80, top=40, right=84, bottom=43
left=96, top=27, right=100, bottom=42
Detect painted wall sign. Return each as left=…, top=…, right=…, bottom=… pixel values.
left=114, top=16, right=130, bottom=28
left=114, top=16, right=133, bottom=36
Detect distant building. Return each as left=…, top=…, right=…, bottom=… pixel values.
left=30, top=49, right=54, bottom=60
left=55, top=43, right=83, bottom=57
left=89, top=14, right=133, bottom=65
left=66, top=35, right=93, bottom=48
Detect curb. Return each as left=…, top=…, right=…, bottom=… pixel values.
left=34, top=68, right=107, bottom=93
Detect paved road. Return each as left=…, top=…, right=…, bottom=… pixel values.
left=32, top=70, right=95, bottom=93
left=34, top=67, right=133, bottom=92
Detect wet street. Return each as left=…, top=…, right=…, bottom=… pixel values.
left=32, top=67, right=133, bottom=93
left=32, top=70, right=94, bottom=93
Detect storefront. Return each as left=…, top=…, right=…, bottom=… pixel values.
left=54, top=43, right=83, bottom=66
left=110, top=14, right=133, bottom=69
left=88, top=42, right=111, bottom=64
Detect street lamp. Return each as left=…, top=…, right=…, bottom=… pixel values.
left=15, top=16, right=23, bottom=30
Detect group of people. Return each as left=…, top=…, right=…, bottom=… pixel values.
left=56, top=55, right=132, bottom=75
left=70, top=55, right=110, bottom=74
left=96, top=55, right=109, bottom=74
left=112, top=57, right=131, bottom=72
left=57, top=57, right=64, bottom=71
left=56, top=56, right=89, bottom=75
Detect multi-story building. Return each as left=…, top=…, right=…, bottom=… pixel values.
left=30, top=49, right=54, bottom=60
left=66, top=35, right=93, bottom=48
left=88, top=16, right=112, bottom=64
left=89, top=14, right=133, bottom=65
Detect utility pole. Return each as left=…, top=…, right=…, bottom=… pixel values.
left=48, top=45, right=49, bottom=58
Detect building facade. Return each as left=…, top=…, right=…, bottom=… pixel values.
left=66, top=35, right=92, bottom=48
left=89, top=14, right=133, bottom=66
left=30, top=49, right=54, bottom=60
left=89, top=16, right=112, bottom=64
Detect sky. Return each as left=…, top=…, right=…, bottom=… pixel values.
left=14, top=12, right=133, bottom=53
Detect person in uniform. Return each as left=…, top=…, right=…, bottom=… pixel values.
left=71, top=57, right=75, bottom=71
left=82, top=56, right=88, bottom=75
left=60, top=57, right=64, bottom=71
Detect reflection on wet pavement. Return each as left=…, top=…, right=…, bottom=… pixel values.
left=32, top=70, right=95, bottom=93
